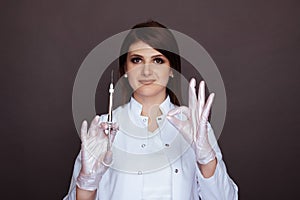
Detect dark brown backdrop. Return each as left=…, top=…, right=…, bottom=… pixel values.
left=1, top=0, right=300, bottom=199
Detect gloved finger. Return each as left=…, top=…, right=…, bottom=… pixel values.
left=99, top=122, right=108, bottom=130
left=167, top=107, right=190, bottom=131
left=201, top=93, right=215, bottom=121
left=110, top=131, right=117, bottom=143
left=112, top=122, right=119, bottom=132
left=166, top=115, right=185, bottom=130
left=198, top=81, right=205, bottom=119
left=99, top=122, right=119, bottom=132
left=89, top=115, right=100, bottom=137
left=103, top=125, right=118, bottom=148
left=167, top=113, right=194, bottom=143
left=80, top=120, right=88, bottom=143
left=167, top=106, right=190, bottom=119
left=99, top=122, right=119, bottom=141
left=110, top=123, right=119, bottom=138
left=102, top=150, right=113, bottom=166
left=188, top=78, right=197, bottom=111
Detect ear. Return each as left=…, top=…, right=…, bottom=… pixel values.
left=123, top=64, right=128, bottom=74
left=169, top=70, right=174, bottom=78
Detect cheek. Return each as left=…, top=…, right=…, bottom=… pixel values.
left=127, top=77, right=136, bottom=89
left=160, top=76, right=170, bottom=86
left=126, top=65, right=139, bottom=77
left=157, top=68, right=171, bottom=84
left=126, top=61, right=142, bottom=74
left=126, top=70, right=139, bottom=89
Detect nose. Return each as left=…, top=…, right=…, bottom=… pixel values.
left=141, top=63, right=152, bottom=76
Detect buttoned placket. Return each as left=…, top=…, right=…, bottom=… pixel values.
left=127, top=96, right=180, bottom=199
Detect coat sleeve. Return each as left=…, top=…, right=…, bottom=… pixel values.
left=63, top=115, right=108, bottom=200
left=196, top=124, right=239, bottom=200
left=63, top=152, right=81, bottom=200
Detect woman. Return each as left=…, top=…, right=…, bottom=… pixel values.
left=64, top=20, right=238, bottom=200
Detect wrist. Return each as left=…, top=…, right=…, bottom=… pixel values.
left=76, top=171, right=102, bottom=191
left=197, top=158, right=217, bottom=178
left=196, top=147, right=216, bottom=165
left=76, top=186, right=97, bottom=200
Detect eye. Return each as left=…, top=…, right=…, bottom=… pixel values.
left=130, top=57, right=142, bottom=64
left=153, top=58, right=165, bottom=64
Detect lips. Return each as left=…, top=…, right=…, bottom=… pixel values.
left=139, top=79, right=155, bottom=85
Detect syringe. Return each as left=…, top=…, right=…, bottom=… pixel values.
left=107, top=70, right=114, bottom=151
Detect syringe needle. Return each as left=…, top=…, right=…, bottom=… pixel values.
left=111, top=70, right=114, bottom=84
left=107, top=70, right=114, bottom=151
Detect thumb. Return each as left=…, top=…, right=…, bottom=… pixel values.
left=166, top=114, right=183, bottom=130
left=103, top=150, right=113, bottom=166
left=167, top=106, right=190, bottom=118
left=167, top=106, right=190, bottom=132
left=80, top=120, right=88, bottom=143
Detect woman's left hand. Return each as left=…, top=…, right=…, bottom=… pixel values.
left=167, top=78, right=216, bottom=165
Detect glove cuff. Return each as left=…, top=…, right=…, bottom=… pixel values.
left=76, top=172, right=102, bottom=191
left=197, top=149, right=216, bottom=165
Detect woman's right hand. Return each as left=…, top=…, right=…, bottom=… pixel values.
left=76, top=115, right=118, bottom=191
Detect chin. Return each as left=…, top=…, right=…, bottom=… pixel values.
left=134, top=85, right=166, bottom=98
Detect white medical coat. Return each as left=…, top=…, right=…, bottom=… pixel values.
left=64, top=96, right=238, bottom=200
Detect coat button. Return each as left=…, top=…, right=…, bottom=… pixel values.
left=175, top=168, right=179, bottom=173
left=165, top=143, right=170, bottom=147
left=141, top=144, right=146, bottom=148
left=138, top=171, right=142, bottom=175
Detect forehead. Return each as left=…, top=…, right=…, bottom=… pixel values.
left=128, top=41, right=162, bottom=55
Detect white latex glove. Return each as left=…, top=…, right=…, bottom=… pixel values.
left=76, top=115, right=118, bottom=191
left=167, top=78, right=216, bottom=165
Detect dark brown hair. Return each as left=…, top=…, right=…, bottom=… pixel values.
left=119, top=20, right=182, bottom=105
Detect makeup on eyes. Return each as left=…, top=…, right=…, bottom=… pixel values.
left=129, top=54, right=167, bottom=64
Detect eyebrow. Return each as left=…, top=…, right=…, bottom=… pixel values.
left=128, top=53, right=165, bottom=58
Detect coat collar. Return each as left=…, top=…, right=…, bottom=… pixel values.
left=128, top=96, right=173, bottom=128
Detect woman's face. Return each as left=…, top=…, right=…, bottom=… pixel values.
left=125, top=40, right=173, bottom=100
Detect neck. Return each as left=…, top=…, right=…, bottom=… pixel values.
left=133, top=93, right=166, bottom=117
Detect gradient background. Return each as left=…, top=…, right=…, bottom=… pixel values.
left=1, top=0, right=300, bottom=199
